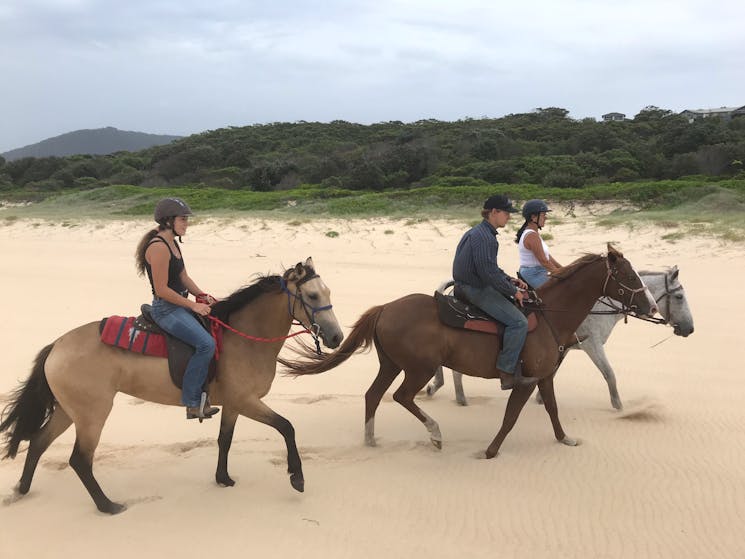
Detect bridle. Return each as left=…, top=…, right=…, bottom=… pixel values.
left=280, top=271, right=333, bottom=353
left=599, top=257, right=651, bottom=319
left=530, top=255, right=653, bottom=356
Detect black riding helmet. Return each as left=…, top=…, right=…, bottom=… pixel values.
left=521, top=199, right=551, bottom=220
left=154, top=197, right=193, bottom=223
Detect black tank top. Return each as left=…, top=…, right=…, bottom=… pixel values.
left=144, top=235, right=188, bottom=298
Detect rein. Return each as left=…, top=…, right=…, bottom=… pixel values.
left=202, top=271, right=333, bottom=358
left=527, top=254, right=650, bottom=355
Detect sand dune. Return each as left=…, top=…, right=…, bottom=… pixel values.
left=1, top=212, right=743, bottom=559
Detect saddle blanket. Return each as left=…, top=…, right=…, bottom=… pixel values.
left=99, top=316, right=168, bottom=357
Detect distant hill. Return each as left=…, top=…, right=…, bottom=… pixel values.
left=1, top=127, right=182, bottom=161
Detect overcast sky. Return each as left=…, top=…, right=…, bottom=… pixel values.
left=1, top=0, right=743, bottom=152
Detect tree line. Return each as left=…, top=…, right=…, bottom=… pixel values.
left=2, top=106, right=744, bottom=195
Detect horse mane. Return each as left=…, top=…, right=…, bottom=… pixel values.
left=211, top=275, right=282, bottom=322
left=210, top=262, right=317, bottom=322
left=548, top=253, right=604, bottom=281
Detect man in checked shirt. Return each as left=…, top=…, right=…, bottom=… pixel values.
left=452, top=195, right=536, bottom=390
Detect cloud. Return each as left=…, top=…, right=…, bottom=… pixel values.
left=1, top=0, right=744, bottom=151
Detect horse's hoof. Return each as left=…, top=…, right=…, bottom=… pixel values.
left=484, top=449, right=498, bottom=459
left=290, top=473, right=305, bottom=493
left=560, top=436, right=580, bottom=447
left=102, top=502, right=127, bottom=515
left=216, top=474, right=235, bottom=487
left=612, top=400, right=623, bottom=411
left=431, top=438, right=442, bottom=450
left=364, top=437, right=377, bottom=447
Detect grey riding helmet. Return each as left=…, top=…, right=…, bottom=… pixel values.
left=154, top=198, right=193, bottom=223
left=521, top=199, right=551, bottom=219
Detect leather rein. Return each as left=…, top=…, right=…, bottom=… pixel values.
left=528, top=255, right=651, bottom=356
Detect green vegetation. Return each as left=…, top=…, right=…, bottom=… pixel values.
left=2, top=106, right=744, bottom=242
left=2, top=107, right=744, bottom=196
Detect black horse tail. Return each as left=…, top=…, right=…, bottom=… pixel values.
left=280, top=305, right=384, bottom=376
left=0, top=343, right=56, bottom=459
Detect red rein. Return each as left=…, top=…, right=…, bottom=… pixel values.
left=197, top=293, right=310, bottom=360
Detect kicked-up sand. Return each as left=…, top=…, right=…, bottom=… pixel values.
left=0, top=208, right=743, bottom=559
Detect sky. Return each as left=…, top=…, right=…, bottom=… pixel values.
left=1, top=0, right=744, bottom=152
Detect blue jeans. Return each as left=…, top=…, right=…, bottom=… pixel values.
left=457, top=283, right=528, bottom=374
left=519, top=265, right=549, bottom=289
left=150, top=299, right=216, bottom=407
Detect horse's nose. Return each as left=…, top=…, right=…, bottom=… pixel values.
left=650, top=304, right=659, bottom=316
left=325, top=332, right=343, bottom=349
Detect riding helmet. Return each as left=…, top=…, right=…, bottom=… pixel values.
left=154, top=198, right=193, bottom=222
left=521, top=199, right=551, bottom=219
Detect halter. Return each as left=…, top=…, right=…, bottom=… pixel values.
left=654, top=272, right=684, bottom=324
left=280, top=272, right=333, bottom=354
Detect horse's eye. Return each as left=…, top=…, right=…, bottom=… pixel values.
left=675, top=294, right=683, bottom=300
left=308, top=293, right=319, bottom=301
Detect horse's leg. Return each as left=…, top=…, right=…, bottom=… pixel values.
left=537, top=376, right=579, bottom=446
left=583, top=341, right=623, bottom=410
left=484, top=384, right=535, bottom=459
left=215, top=407, right=239, bottom=487
left=238, top=398, right=304, bottom=493
left=393, top=369, right=443, bottom=449
left=452, top=370, right=468, bottom=406
left=67, top=400, right=125, bottom=514
left=17, top=407, right=73, bottom=495
left=364, top=352, right=401, bottom=447
left=425, top=365, right=445, bottom=397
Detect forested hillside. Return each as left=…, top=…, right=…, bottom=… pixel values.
left=1, top=107, right=743, bottom=194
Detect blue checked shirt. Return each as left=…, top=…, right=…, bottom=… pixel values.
left=452, top=220, right=517, bottom=297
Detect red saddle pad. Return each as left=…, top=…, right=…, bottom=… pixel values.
left=100, top=316, right=168, bottom=358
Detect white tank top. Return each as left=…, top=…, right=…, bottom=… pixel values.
left=519, top=229, right=550, bottom=267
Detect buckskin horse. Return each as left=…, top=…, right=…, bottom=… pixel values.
left=0, top=258, right=343, bottom=514
left=281, top=246, right=656, bottom=458
left=427, top=266, right=694, bottom=409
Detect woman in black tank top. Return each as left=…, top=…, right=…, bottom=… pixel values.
left=135, top=197, right=220, bottom=420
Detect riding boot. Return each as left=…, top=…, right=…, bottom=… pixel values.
left=498, top=361, right=537, bottom=391
left=186, top=392, right=220, bottom=420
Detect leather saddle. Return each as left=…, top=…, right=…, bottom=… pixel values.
left=134, top=305, right=217, bottom=390
left=434, top=286, right=537, bottom=336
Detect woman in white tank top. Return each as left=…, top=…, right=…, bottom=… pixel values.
left=515, top=199, right=562, bottom=288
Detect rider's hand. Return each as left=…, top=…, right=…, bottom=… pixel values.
left=514, top=290, right=526, bottom=307
left=192, top=302, right=212, bottom=316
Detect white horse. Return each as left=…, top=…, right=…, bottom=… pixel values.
left=426, top=267, right=694, bottom=410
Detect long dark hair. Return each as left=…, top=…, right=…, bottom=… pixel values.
left=135, top=222, right=170, bottom=277
left=514, top=219, right=531, bottom=244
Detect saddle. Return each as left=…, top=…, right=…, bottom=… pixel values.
left=434, top=287, right=537, bottom=336
left=99, top=305, right=217, bottom=391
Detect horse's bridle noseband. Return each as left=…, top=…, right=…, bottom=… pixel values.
left=280, top=271, right=333, bottom=353
left=601, top=257, right=649, bottom=317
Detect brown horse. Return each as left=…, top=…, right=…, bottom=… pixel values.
left=0, top=258, right=343, bottom=514
left=281, top=246, right=656, bottom=458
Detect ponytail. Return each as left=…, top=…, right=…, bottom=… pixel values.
left=514, top=220, right=529, bottom=244
left=135, top=227, right=164, bottom=276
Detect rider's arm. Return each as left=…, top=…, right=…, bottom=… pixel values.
left=524, top=232, right=561, bottom=273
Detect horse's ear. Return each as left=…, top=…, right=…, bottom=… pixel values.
left=304, top=257, right=315, bottom=269
left=607, top=243, right=623, bottom=260
left=671, top=266, right=679, bottom=280
left=294, top=262, right=304, bottom=277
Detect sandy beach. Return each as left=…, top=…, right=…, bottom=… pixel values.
left=1, top=209, right=743, bottom=559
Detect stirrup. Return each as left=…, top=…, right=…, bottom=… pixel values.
left=186, top=392, right=220, bottom=422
